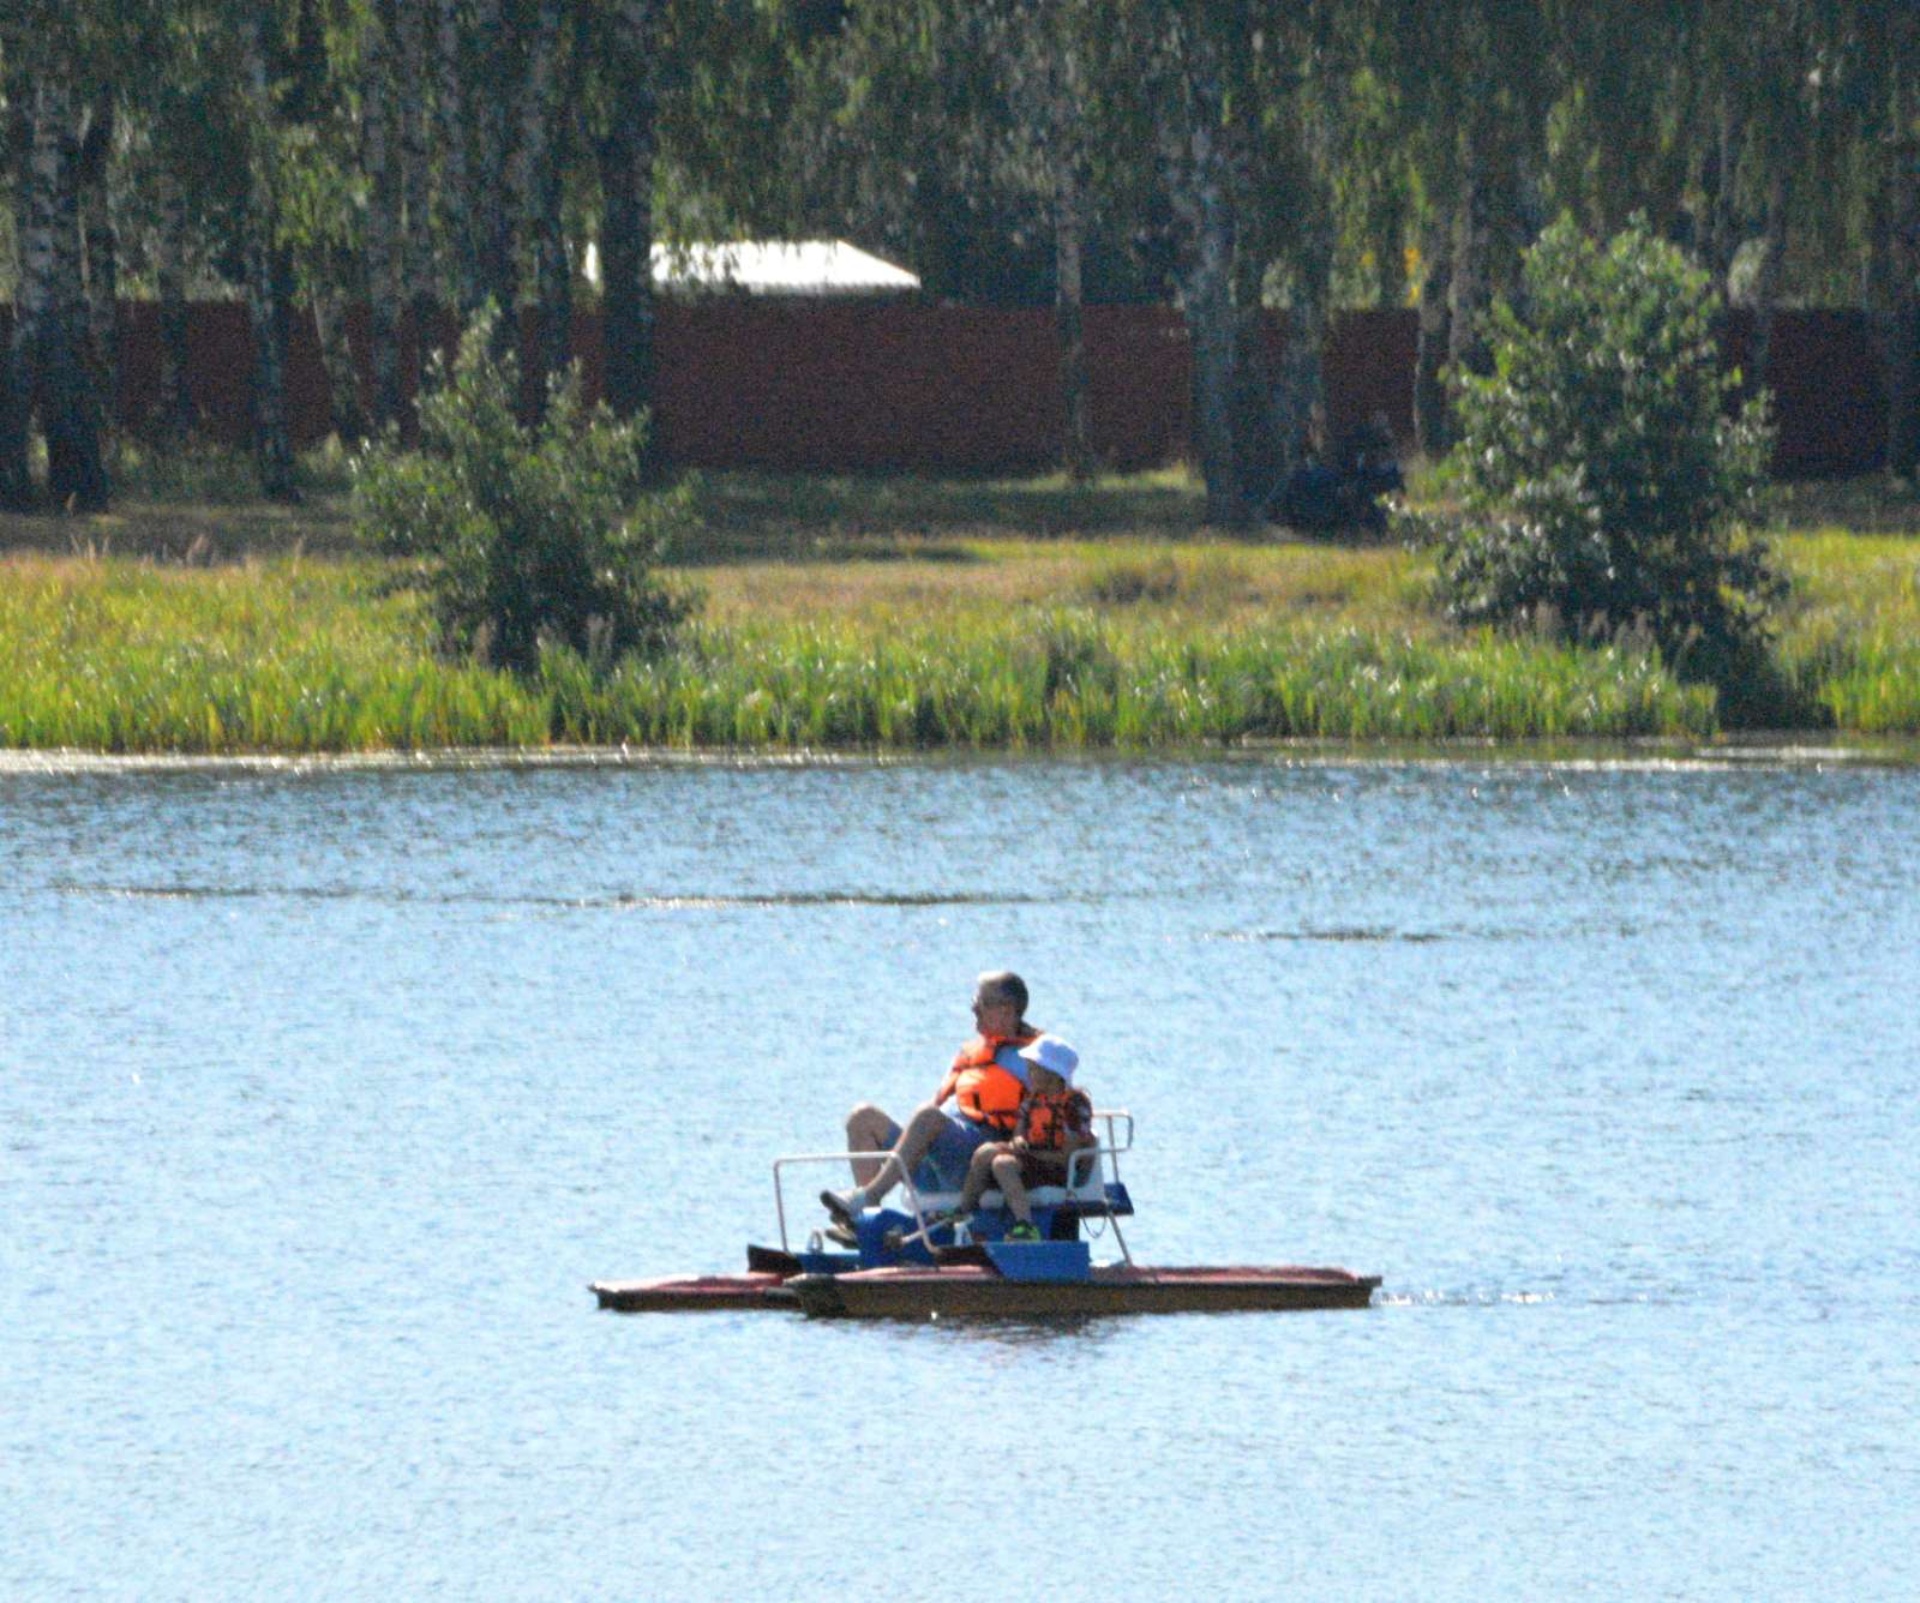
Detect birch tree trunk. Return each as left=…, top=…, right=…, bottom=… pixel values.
left=0, top=332, right=29, bottom=509
left=537, top=121, right=575, bottom=396
left=1268, top=93, right=1337, bottom=502
left=361, top=1, right=405, bottom=428
left=1871, top=165, right=1920, bottom=478
left=311, top=284, right=372, bottom=443
left=597, top=0, right=660, bottom=427
left=1413, top=210, right=1453, bottom=457
left=1443, top=6, right=1496, bottom=385
left=239, top=11, right=298, bottom=502
left=1181, top=128, right=1244, bottom=527
left=78, top=99, right=119, bottom=464
left=471, top=0, right=519, bottom=345
left=17, top=78, right=108, bottom=512
left=435, top=0, right=480, bottom=318
left=152, top=170, right=198, bottom=440
left=1447, top=119, right=1491, bottom=379
left=1230, top=295, right=1282, bottom=506
left=1273, top=242, right=1332, bottom=496
left=2, top=104, right=35, bottom=507
left=1015, top=0, right=1093, bottom=480
left=512, top=0, right=570, bottom=409
left=1161, top=27, right=1248, bottom=529
left=1374, top=182, right=1408, bottom=311
left=1053, top=145, right=1093, bottom=481
left=396, top=0, right=433, bottom=424
left=1865, top=70, right=1920, bottom=478
left=1702, top=94, right=1744, bottom=295
left=1749, top=168, right=1789, bottom=395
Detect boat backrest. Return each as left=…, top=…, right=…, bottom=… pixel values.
left=919, top=1108, right=1132, bottom=1213
left=1064, top=1143, right=1104, bottom=1196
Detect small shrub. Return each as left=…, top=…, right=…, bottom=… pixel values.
left=113, top=438, right=353, bottom=504
left=112, top=439, right=263, bottom=504
left=1436, top=217, right=1781, bottom=675
left=1022, top=610, right=1120, bottom=700
left=1080, top=554, right=1182, bottom=605
left=352, top=307, right=695, bottom=672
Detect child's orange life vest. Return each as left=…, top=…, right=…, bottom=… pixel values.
left=1019, top=1086, right=1093, bottom=1151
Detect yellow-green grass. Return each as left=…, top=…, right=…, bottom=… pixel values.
left=0, top=556, right=543, bottom=750
left=658, top=541, right=1711, bottom=743
left=1772, top=531, right=1920, bottom=732
left=3, top=467, right=1919, bottom=753
left=559, top=613, right=1710, bottom=747
left=2, top=541, right=1712, bottom=753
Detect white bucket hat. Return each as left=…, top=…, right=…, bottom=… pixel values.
left=1018, top=1034, right=1079, bottom=1083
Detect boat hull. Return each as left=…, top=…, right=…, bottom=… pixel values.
left=592, top=1272, right=796, bottom=1312
left=790, top=1263, right=1380, bottom=1320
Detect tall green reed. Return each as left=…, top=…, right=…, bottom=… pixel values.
left=27, top=548, right=1920, bottom=754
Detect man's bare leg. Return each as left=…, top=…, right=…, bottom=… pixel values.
left=844, top=1103, right=898, bottom=1187
left=861, top=1104, right=949, bottom=1205
left=827, top=1102, right=953, bottom=1220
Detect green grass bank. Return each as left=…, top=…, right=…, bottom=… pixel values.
left=2, top=469, right=1918, bottom=753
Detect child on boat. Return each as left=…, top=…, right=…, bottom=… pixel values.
left=951, top=1035, right=1094, bottom=1241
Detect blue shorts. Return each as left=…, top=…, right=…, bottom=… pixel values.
left=880, top=1110, right=998, bottom=1194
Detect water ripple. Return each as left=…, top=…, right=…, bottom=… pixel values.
left=1206, top=925, right=1447, bottom=943
left=1376, top=1289, right=1563, bottom=1308
left=56, top=882, right=1054, bottom=910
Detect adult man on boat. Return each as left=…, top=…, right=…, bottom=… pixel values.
left=821, top=970, right=1039, bottom=1227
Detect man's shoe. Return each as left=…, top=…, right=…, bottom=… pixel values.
left=820, top=1188, right=864, bottom=1228
left=823, top=1221, right=858, bottom=1248
left=1006, top=1221, right=1041, bottom=1242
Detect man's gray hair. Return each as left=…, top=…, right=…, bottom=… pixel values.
left=977, top=969, right=1029, bottom=1016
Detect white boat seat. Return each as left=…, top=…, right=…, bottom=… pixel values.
left=909, top=1149, right=1133, bottom=1219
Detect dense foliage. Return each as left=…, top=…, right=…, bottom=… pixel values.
left=1436, top=218, right=1782, bottom=674
left=5, top=2, right=1919, bottom=521
left=352, top=310, right=694, bottom=673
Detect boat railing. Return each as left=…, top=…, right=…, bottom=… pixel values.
left=771, top=1107, right=1135, bottom=1257
left=1080, top=1109, right=1134, bottom=1190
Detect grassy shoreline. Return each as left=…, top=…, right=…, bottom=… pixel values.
left=4, top=470, right=1918, bottom=754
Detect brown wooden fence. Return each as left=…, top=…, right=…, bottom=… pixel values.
left=17, top=299, right=1893, bottom=478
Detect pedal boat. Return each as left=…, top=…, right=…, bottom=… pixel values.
left=592, top=1111, right=1380, bottom=1320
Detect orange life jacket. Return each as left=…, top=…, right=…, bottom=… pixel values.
left=934, top=1026, right=1039, bottom=1133
left=1020, top=1086, right=1093, bottom=1151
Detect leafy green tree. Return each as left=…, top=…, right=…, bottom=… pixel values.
left=755, top=0, right=1045, bottom=302
left=1111, top=0, right=1336, bottom=526
left=1436, top=218, right=1780, bottom=679
left=6, top=0, right=1916, bottom=511
left=1821, top=3, right=1920, bottom=477
left=1372, top=0, right=1558, bottom=454
left=0, top=0, right=148, bottom=510
left=353, top=306, right=695, bottom=673
left=581, top=0, right=791, bottom=426
left=981, top=0, right=1099, bottom=477
left=234, top=1, right=299, bottom=500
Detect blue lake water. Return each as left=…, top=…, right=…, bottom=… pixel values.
left=3, top=751, right=1917, bottom=1600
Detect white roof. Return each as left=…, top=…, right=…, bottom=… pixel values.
left=582, top=239, right=919, bottom=297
